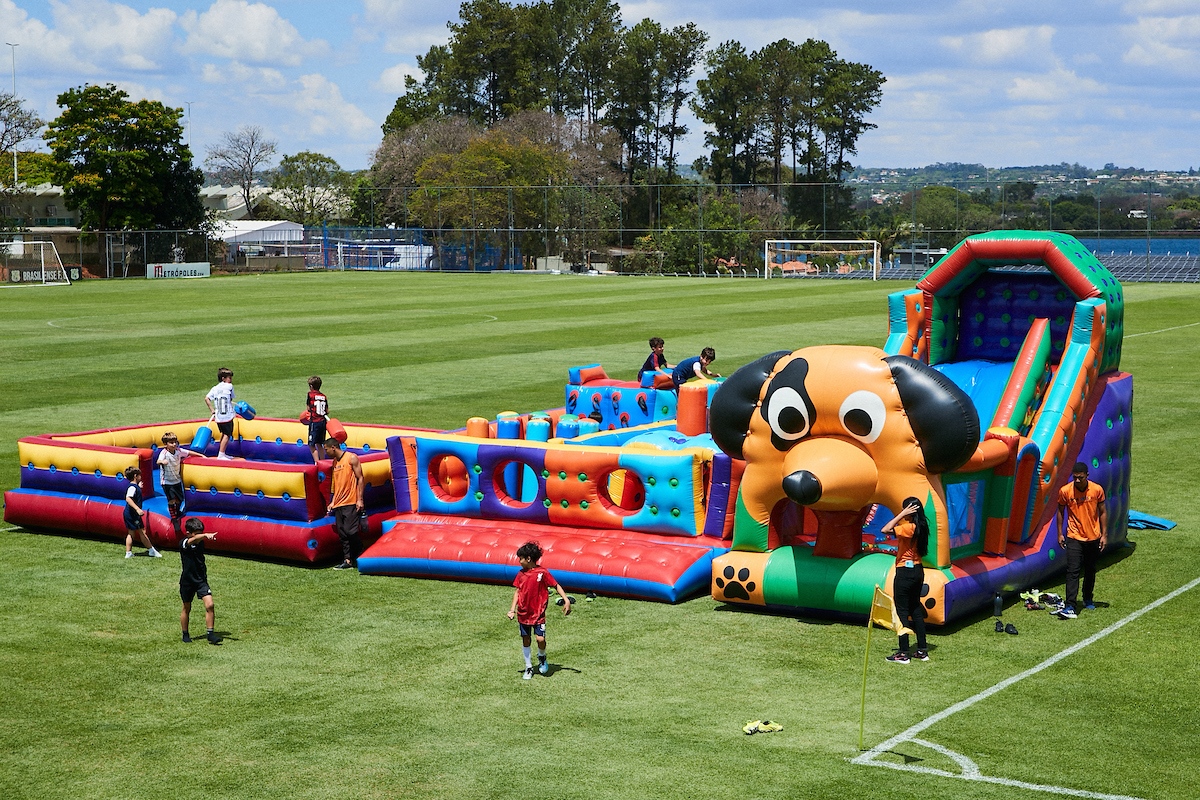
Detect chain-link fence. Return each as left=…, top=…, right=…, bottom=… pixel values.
left=4, top=177, right=1198, bottom=280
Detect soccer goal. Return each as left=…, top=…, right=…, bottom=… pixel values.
left=1, top=240, right=72, bottom=286
left=764, top=239, right=881, bottom=280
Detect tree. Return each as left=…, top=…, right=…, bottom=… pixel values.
left=693, top=41, right=759, bottom=185
left=370, top=116, right=483, bottom=225
left=1, top=91, right=43, bottom=187
left=270, top=151, right=352, bottom=225
left=43, top=84, right=204, bottom=230
left=660, top=23, right=707, bottom=178
left=204, top=126, right=277, bottom=218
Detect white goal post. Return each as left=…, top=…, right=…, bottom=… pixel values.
left=763, top=239, right=881, bottom=280
left=1, top=240, right=72, bottom=286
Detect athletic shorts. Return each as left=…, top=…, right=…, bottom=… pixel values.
left=124, top=514, right=144, bottom=530
left=180, top=581, right=212, bottom=603
left=163, top=482, right=185, bottom=513
left=519, top=622, right=546, bottom=638
left=308, top=419, right=327, bottom=447
left=216, top=420, right=235, bottom=438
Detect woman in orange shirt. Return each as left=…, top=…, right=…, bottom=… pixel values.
left=880, top=496, right=930, bottom=664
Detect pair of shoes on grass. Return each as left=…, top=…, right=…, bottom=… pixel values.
left=742, top=719, right=783, bottom=735
left=182, top=631, right=220, bottom=644
left=886, top=649, right=930, bottom=665
left=1054, top=605, right=1078, bottom=619
left=994, top=620, right=1019, bottom=635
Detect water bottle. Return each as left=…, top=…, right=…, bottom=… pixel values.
left=993, top=592, right=1003, bottom=617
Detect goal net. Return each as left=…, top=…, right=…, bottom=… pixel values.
left=1, top=240, right=71, bottom=286
left=764, top=239, right=881, bottom=280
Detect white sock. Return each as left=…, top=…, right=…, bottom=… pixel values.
left=538, top=648, right=546, bottom=660
left=522, top=646, right=532, bottom=668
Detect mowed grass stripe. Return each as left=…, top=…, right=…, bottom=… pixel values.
left=0, top=274, right=1196, bottom=800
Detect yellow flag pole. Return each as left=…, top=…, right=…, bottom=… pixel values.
left=859, top=610, right=873, bottom=751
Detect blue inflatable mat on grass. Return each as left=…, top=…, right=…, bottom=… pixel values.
left=1127, top=510, right=1177, bottom=530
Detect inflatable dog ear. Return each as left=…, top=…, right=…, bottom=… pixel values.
left=710, top=351, right=792, bottom=459
left=884, top=355, right=980, bottom=473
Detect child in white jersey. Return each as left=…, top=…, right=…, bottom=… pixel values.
left=204, top=367, right=236, bottom=459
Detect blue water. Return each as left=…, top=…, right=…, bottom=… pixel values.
left=1077, top=238, right=1200, bottom=256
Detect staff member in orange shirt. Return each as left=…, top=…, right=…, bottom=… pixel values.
left=325, top=439, right=365, bottom=570
left=880, top=496, right=931, bottom=664
left=1056, top=462, right=1108, bottom=619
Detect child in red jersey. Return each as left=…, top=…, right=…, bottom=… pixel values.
left=507, top=541, right=571, bottom=679
left=306, top=376, right=329, bottom=464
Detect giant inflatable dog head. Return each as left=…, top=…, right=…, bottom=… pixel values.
left=710, top=346, right=979, bottom=561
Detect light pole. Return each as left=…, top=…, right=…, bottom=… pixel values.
left=185, top=101, right=193, bottom=151
left=5, top=42, right=16, bottom=186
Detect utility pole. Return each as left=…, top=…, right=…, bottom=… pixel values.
left=5, top=42, right=17, bottom=186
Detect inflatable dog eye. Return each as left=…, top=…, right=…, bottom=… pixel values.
left=710, top=350, right=791, bottom=459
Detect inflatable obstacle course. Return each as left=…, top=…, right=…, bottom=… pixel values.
left=3, top=230, right=1134, bottom=619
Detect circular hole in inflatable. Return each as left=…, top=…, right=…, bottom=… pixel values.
left=491, top=460, right=538, bottom=509
left=598, top=469, right=645, bottom=516
left=428, top=454, right=469, bottom=502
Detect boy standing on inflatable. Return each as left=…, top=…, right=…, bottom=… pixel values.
left=204, top=367, right=236, bottom=460
left=1056, top=462, right=1108, bottom=619
left=306, top=376, right=329, bottom=464
left=507, top=541, right=571, bottom=680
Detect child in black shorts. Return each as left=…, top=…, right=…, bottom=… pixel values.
left=179, top=518, right=219, bottom=644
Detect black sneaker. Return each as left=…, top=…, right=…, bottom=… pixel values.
left=207, top=631, right=221, bottom=645
left=885, top=651, right=910, bottom=665
left=912, top=649, right=930, bottom=662
left=182, top=632, right=192, bottom=643
left=333, top=561, right=354, bottom=570
left=995, top=620, right=1005, bottom=632
left=1004, top=623, right=1019, bottom=635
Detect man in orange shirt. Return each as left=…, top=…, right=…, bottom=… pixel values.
left=1055, top=462, right=1108, bottom=619
left=324, top=439, right=365, bottom=570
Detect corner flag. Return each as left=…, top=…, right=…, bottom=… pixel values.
left=869, top=584, right=914, bottom=638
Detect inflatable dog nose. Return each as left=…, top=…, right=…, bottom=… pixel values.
left=783, top=471, right=822, bottom=505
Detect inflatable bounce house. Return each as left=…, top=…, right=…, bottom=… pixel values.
left=709, top=230, right=1130, bottom=623
left=2, top=230, right=1132, bottom=623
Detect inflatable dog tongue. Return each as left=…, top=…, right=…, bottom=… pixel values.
left=710, top=346, right=979, bottom=560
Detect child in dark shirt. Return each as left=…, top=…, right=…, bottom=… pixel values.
left=179, top=518, right=219, bottom=644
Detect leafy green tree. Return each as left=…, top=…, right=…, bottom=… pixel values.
left=16, top=152, right=55, bottom=185
left=43, top=84, right=204, bottom=230
left=607, top=19, right=664, bottom=177
left=659, top=23, right=708, bottom=178
left=693, top=41, right=759, bottom=186
left=1, top=91, right=43, bottom=188
left=270, top=151, right=352, bottom=225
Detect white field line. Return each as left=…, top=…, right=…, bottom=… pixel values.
left=853, top=573, right=1200, bottom=798
left=1125, top=320, right=1200, bottom=338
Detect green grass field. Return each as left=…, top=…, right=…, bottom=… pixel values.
left=1, top=273, right=1197, bottom=800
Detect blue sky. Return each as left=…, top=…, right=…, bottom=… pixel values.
left=4, top=0, right=1199, bottom=173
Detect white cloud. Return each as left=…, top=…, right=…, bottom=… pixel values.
left=199, top=60, right=286, bottom=89
left=270, top=74, right=376, bottom=141
left=374, top=63, right=421, bottom=94
left=1006, top=67, right=1106, bottom=103
left=1121, top=13, right=1200, bottom=72
left=2, top=0, right=179, bottom=74
left=180, top=0, right=326, bottom=66
left=941, top=25, right=1056, bottom=66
